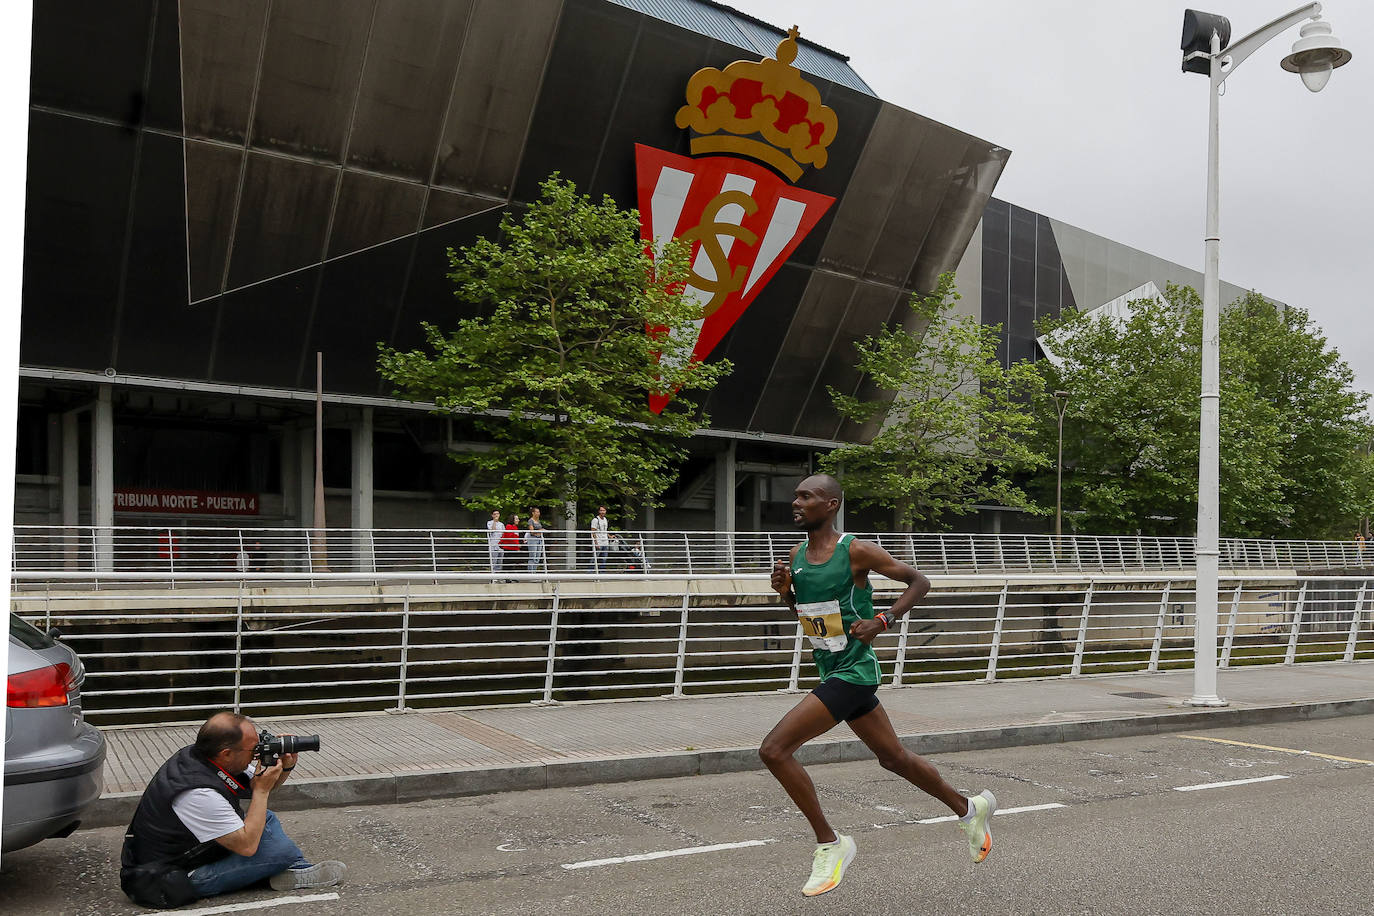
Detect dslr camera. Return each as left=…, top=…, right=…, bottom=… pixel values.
left=254, top=729, right=321, bottom=768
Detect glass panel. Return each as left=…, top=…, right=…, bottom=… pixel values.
left=181, top=0, right=271, bottom=143
left=327, top=171, right=425, bottom=260
left=346, top=0, right=475, bottom=182
left=225, top=153, right=336, bottom=291
left=251, top=0, right=372, bottom=161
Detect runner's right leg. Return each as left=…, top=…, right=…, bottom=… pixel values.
left=758, top=693, right=843, bottom=843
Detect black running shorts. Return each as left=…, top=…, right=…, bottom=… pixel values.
left=812, top=677, right=880, bottom=723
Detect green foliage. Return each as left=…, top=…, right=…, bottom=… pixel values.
left=819, top=273, right=1049, bottom=530
left=377, top=176, right=730, bottom=518
left=1033, top=285, right=1371, bottom=538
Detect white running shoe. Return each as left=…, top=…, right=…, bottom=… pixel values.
left=801, top=834, right=856, bottom=897
left=959, top=790, right=997, bottom=863
left=269, top=860, right=347, bottom=891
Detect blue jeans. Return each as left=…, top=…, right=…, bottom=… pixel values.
left=594, top=545, right=609, bottom=572
left=527, top=539, right=545, bottom=571
left=188, top=810, right=307, bottom=898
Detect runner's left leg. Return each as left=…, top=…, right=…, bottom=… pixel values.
left=759, top=693, right=843, bottom=842
left=845, top=702, right=968, bottom=815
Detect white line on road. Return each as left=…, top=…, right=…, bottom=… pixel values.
left=1173, top=774, right=1289, bottom=792
left=916, top=802, right=1067, bottom=824
left=562, top=839, right=776, bottom=870
left=170, top=893, right=341, bottom=916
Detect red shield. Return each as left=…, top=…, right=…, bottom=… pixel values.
left=635, top=144, right=834, bottom=413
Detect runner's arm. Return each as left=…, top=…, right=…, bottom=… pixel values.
left=848, top=540, right=930, bottom=643
left=771, top=544, right=803, bottom=612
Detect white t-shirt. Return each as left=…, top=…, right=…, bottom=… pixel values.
left=487, top=519, right=504, bottom=547
left=171, top=762, right=254, bottom=842
left=590, top=516, right=609, bottom=547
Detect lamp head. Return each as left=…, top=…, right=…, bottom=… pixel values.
left=1281, top=18, right=1352, bottom=93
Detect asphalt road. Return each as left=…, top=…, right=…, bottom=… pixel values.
left=4, top=716, right=1372, bottom=916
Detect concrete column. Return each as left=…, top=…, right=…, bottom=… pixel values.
left=714, top=441, right=736, bottom=532
left=834, top=460, right=845, bottom=533
left=297, top=422, right=314, bottom=531
left=280, top=425, right=300, bottom=526
left=351, top=408, right=374, bottom=571
left=751, top=475, right=764, bottom=531
left=61, top=410, right=80, bottom=568
left=92, top=385, right=114, bottom=570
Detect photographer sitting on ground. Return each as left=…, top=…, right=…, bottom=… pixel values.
left=120, top=711, right=344, bottom=908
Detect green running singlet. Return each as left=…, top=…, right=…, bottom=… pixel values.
left=791, top=534, right=880, bottom=687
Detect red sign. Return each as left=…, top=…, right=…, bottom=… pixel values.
left=637, top=27, right=837, bottom=413
left=114, top=488, right=260, bottom=516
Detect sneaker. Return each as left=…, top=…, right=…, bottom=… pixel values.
left=959, top=790, right=997, bottom=863
left=269, top=861, right=347, bottom=891
left=801, top=834, right=856, bottom=897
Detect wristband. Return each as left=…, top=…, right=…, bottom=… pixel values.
left=282, top=765, right=295, bottom=772
left=875, top=612, right=892, bottom=630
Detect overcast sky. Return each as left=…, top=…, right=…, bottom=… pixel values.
left=731, top=0, right=1373, bottom=397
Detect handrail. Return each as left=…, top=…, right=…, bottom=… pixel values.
left=12, top=571, right=1370, bottom=725
left=10, top=524, right=1373, bottom=584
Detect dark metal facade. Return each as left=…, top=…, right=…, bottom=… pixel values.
left=23, top=0, right=1007, bottom=440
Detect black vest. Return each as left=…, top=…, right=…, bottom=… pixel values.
left=119, top=745, right=252, bottom=907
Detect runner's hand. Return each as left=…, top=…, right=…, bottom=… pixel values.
left=850, top=618, right=883, bottom=645
left=771, top=560, right=792, bottom=598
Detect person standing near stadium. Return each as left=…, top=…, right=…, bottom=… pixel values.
left=760, top=474, right=997, bottom=897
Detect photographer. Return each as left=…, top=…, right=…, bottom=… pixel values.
left=120, top=711, right=344, bottom=908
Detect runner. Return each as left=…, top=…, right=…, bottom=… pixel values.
left=760, top=474, right=997, bottom=897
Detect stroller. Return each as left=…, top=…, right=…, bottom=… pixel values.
left=608, top=533, right=649, bottom=572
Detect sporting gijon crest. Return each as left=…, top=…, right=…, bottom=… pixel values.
left=637, top=27, right=837, bottom=413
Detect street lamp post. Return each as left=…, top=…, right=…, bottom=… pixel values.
left=1180, top=4, right=1351, bottom=707
left=1053, top=390, right=1071, bottom=538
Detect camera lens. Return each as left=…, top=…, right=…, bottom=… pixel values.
left=280, top=734, right=321, bottom=754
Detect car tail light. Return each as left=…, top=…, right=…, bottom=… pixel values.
left=7, top=662, right=72, bottom=707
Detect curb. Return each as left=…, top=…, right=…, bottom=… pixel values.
left=80, top=695, right=1374, bottom=830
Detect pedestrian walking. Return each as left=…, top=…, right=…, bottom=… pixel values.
left=486, top=509, right=506, bottom=574
left=500, top=514, right=522, bottom=578
left=590, top=506, right=610, bottom=573
left=760, top=474, right=997, bottom=897
left=525, top=508, right=546, bottom=573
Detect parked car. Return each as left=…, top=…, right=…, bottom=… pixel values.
left=4, top=613, right=106, bottom=853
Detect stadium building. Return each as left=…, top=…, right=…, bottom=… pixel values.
left=15, top=0, right=1263, bottom=543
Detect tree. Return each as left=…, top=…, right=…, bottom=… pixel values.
left=819, top=273, right=1049, bottom=530
left=377, top=176, right=730, bottom=521
left=1033, top=285, right=1371, bottom=538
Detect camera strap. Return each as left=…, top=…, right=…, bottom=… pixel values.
left=211, top=761, right=248, bottom=796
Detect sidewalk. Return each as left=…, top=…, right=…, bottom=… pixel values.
left=85, top=661, right=1374, bottom=829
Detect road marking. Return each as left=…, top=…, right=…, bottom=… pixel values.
left=1177, top=734, right=1374, bottom=765
left=173, top=893, right=341, bottom=916
left=916, top=802, right=1067, bottom=825
left=1173, top=774, right=1289, bottom=792
left=562, top=839, right=776, bottom=870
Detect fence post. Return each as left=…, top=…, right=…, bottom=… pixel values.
left=538, top=585, right=561, bottom=704
left=429, top=531, right=438, bottom=579
left=233, top=582, right=244, bottom=713
left=1070, top=582, right=1094, bottom=676
left=1221, top=582, right=1243, bottom=668
left=728, top=531, right=736, bottom=574
left=938, top=535, right=948, bottom=573
left=683, top=533, right=692, bottom=575
left=304, top=530, right=315, bottom=586
left=890, top=611, right=912, bottom=687
left=1148, top=582, right=1171, bottom=672
left=1344, top=581, right=1367, bottom=663
left=395, top=585, right=411, bottom=712
left=785, top=604, right=804, bottom=693
left=983, top=583, right=1008, bottom=682
left=670, top=590, right=690, bottom=697
left=1284, top=581, right=1307, bottom=665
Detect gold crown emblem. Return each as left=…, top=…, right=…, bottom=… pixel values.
left=674, top=27, right=838, bottom=182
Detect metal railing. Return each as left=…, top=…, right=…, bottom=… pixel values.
left=12, top=526, right=1374, bottom=583
left=12, top=571, right=1371, bottom=725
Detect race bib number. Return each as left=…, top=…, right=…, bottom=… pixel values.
left=796, top=600, right=847, bottom=653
